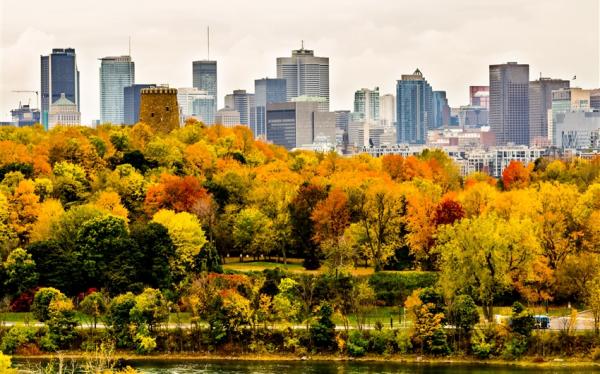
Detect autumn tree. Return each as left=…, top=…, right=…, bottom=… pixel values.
left=8, top=179, right=40, bottom=244
left=502, top=160, right=531, bottom=190
left=311, top=188, right=350, bottom=270
left=144, top=174, right=210, bottom=216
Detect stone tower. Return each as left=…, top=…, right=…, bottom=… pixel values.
left=139, top=87, right=180, bottom=133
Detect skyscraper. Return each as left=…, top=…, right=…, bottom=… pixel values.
left=396, top=69, right=433, bottom=144
left=528, top=78, right=569, bottom=146
left=489, top=62, right=530, bottom=145
left=124, top=84, right=156, bottom=125
left=353, top=87, right=380, bottom=122
left=469, top=86, right=490, bottom=108
left=266, top=101, right=335, bottom=149
left=379, top=94, right=395, bottom=127
left=432, top=91, right=450, bottom=128
left=276, top=45, right=329, bottom=112
left=254, top=78, right=286, bottom=138
left=41, top=48, right=80, bottom=128
left=99, top=55, right=134, bottom=124
left=224, top=89, right=255, bottom=127
left=177, top=87, right=215, bottom=125
left=193, top=60, right=217, bottom=113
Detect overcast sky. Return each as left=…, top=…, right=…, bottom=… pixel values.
left=1, top=0, right=599, bottom=123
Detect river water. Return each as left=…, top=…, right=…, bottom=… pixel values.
left=14, top=359, right=600, bottom=373
left=127, top=360, right=600, bottom=373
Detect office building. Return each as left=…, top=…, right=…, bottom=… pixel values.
left=265, top=101, right=335, bottom=149
left=396, top=69, right=433, bottom=144
left=277, top=46, right=329, bottom=112
left=469, top=86, right=489, bottom=109
left=48, top=93, right=80, bottom=129
left=432, top=91, right=450, bottom=128
left=554, top=111, right=600, bottom=150
left=41, top=48, right=80, bottom=128
left=334, top=110, right=351, bottom=147
left=550, top=88, right=591, bottom=144
left=224, top=89, right=255, bottom=127
left=124, top=84, right=156, bottom=125
left=380, top=94, right=395, bottom=127
left=353, top=87, right=380, bottom=122
left=254, top=78, right=287, bottom=138
left=11, top=104, right=40, bottom=127
left=99, top=55, right=134, bottom=124
left=489, top=62, right=530, bottom=145
left=139, top=87, right=179, bottom=133
left=458, top=105, right=489, bottom=128
left=215, top=107, right=241, bottom=127
left=192, top=60, right=217, bottom=113
left=177, top=87, right=215, bottom=125
left=528, top=78, right=569, bottom=146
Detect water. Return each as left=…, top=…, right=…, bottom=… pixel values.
left=15, top=359, right=600, bottom=373
left=129, top=360, right=600, bottom=374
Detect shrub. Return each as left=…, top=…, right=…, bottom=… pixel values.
left=0, top=327, right=37, bottom=354
left=31, top=288, right=64, bottom=322
left=347, top=331, right=368, bottom=357
left=135, top=334, right=157, bottom=354
left=395, top=329, right=413, bottom=354
left=310, top=302, right=336, bottom=350
left=502, top=334, right=528, bottom=360
left=368, top=272, right=438, bottom=306
left=591, top=347, right=600, bottom=361
left=369, top=329, right=395, bottom=354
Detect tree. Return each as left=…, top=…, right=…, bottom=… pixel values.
left=130, top=288, right=170, bottom=333
left=381, top=154, right=405, bottom=181
left=152, top=209, right=206, bottom=276
left=436, top=214, right=541, bottom=321
left=586, top=274, right=600, bottom=335
left=45, top=296, right=78, bottom=349
left=232, top=207, right=273, bottom=260
left=311, top=188, right=350, bottom=245
left=289, top=183, right=327, bottom=269
left=405, top=290, right=448, bottom=355
left=356, top=184, right=404, bottom=271
left=502, top=160, right=530, bottom=190
left=3, top=248, right=38, bottom=297
left=433, top=196, right=465, bottom=226
left=93, top=191, right=128, bottom=221
left=310, top=302, right=336, bottom=350
left=130, top=222, right=176, bottom=290
left=31, top=287, right=65, bottom=322
left=8, top=179, right=40, bottom=245
left=447, top=295, right=479, bottom=349
left=144, top=174, right=210, bottom=216
left=29, top=199, right=64, bottom=243
left=79, top=291, right=108, bottom=329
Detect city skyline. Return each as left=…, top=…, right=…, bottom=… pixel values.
left=1, top=0, right=599, bottom=124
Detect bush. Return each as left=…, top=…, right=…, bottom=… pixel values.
left=369, top=329, right=395, bottom=354
left=502, top=334, right=528, bottom=360
left=395, top=329, right=412, bottom=354
left=310, top=302, right=336, bottom=350
left=368, top=272, right=438, bottom=306
left=0, top=327, right=37, bottom=354
left=347, top=331, right=368, bottom=357
left=592, top=347, right=600, bottom=361
left=31, top=288, right=64, bottom=322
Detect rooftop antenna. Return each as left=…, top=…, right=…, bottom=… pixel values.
left=207, top=26, right=210, bottom=60
left=128, top=36, right=131, bottom=57
left=301, top=40, right=304, bottom=49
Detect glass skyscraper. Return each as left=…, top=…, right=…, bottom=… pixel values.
left=192, top=60, right=217, bottom=113
left=254, top=78, right=287, bottom=138
left=99, top=56, right=135, bottom=124
left=41, top=48, right=80, bottom=128
left=224, top=89, right=255, bottom=127
left=396, top=69, right=433, bottom=144
left=177, top=87, right=215, bottom=125
left=353, top=87, right=380, bottom=122
left=123, top=84, right=156, bottom=125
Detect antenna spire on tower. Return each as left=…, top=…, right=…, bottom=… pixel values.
left=301, top=40, right=304, bottom=49
left=207, top=26, right=210, bottom=60
left=128, top=36, right=131, bottom=57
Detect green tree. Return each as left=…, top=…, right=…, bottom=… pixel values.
left=3, top=248, right=38, bottom=296
left=130, top=222, right=176, bottom=290
left=130, top=288, right=170, bottom=333
left=310, top=302, right=336, bottom=350
left=79, top=291, right=108, bottom=329
left=232, top=207, right=273, bottom=259
left=31, top=287, right=65, bottom=322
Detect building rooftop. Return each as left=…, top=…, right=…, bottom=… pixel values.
left=52, top=93, right=75, bottom=106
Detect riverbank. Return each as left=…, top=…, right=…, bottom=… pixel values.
left=12, top=352, right=600, bottom=368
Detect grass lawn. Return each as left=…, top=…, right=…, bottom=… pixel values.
left=222, top=260, right=375, bottom=276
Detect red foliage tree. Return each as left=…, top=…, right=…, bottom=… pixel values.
left=144, top=174, right=211, bottom=215
left=434, top=197, right=465, bottom=226
left=502, top=160, right=530, bottom=190
left=311, top=188, right=350, bottom=244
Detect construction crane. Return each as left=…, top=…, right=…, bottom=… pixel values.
left=11, top=90, right=39, bottom=109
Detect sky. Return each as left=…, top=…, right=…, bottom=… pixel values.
left=0, top=0, right=599, bottom=124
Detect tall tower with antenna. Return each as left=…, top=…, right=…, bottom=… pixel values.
left=192, top=26, right=218, bottom=119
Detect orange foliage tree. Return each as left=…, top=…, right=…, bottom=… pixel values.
left=145, top=174, right=211, bottom=216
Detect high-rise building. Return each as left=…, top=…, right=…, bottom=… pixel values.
left=99, top=56, right=134, bottom=124
left=266, top=101, right=335, bottom=149
left=11, top=104, right=40, bottom=127
left=396, top=69, right=433, bottom=144
left=432, top=91, right=450, bottom=128
left=380, top=94, right=396, bottom=127
left=224, top=89, right=255, bottom=127
left=469, top=86, right=489, bottom=109
left=334, top=110, right=351, bottom=147
left=124, top=84, right=156, bottom=125
left=177, top=87, right=215, bottom=125
left=192, top=60, right=217, bottom=113
left=215, top=107, right=241, bottom=127
left=48, top=93, right=80, bottom=129
left=353, top=87, right=380, bottom=122
left=551, top=87, right=595, bottom=145
left=254, top=78, right=287, bottom=138
left=277, top=46, right=329, bottom=112
left=528, top=77, right=569, bottom=146
left=489, top=62, right=530, bottom=145
left=41, top=48, right=80, bottom=128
